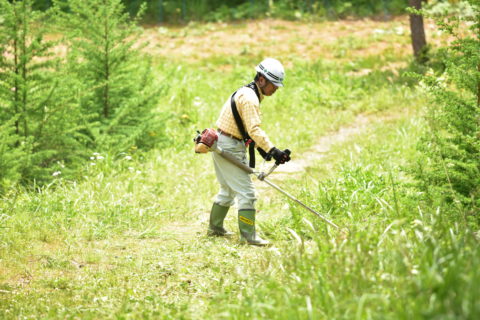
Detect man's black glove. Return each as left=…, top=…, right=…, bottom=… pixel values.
left=258, top=147, right=272, bottom=161
left=269, top=147, right=291, bottom=165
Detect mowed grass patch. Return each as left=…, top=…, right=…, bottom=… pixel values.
left=1, top=224, right=298, bottom=319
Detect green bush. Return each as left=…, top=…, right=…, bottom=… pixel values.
left=0, top=0, right=168, bottom=190
left=117, top=0, right=408, bottom=24
left=415, top=0, right=480, bottom=215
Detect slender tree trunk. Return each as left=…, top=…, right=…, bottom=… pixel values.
left=21, top=0, right=28, bottom=138
left=103, top=5, right=110, bottom=119
left=477, top=23, right=479, bottom=139
left=13, top=6, right=20, bottom=138
left=477, top=63, right=480, bottom=139
left=408, top=0, right=427, bottom=62
left=477, top=18, right=480, bottom=137
left=477, top=64, right=480, bottom=139
left=13, top=38, right=20, bottom=137
left=477, top=64, right=480, bottom=108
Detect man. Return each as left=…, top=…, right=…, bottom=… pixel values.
left=208, top=58, right=291, bottom=246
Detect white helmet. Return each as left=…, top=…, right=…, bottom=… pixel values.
left=255, top=58, right=285, bottom=87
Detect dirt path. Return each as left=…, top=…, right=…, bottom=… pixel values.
left=253, top=112, right=397, bottom=195
left=262, top=114, right=371, bottom=180
left=141, top=17, right=448, bottom=65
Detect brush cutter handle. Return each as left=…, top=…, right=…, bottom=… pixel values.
left=274, top=148, right=291, bottom=165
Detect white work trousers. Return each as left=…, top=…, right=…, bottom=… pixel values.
left=212, top=134, right=257, bottom=210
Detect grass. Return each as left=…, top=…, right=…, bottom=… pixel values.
left=201, top=112, right=480, bottom=319
left=1, top=17, right=479, bottom=319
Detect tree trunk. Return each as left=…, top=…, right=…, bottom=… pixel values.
left=103, top=6, right=110, bottom=119
left=477, top=63, right=480, bottom=140
left=477, top=63, right=480, bottom=108
left=14, top=38, right=20, bottom=137
left=408, top=0, right=427, bottom=62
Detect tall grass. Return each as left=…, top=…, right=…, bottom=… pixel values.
left=205, top=115, right=480, bottom=319
left=2, top=19, right=478, bottom=320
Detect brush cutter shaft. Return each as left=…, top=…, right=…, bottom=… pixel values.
left=212, top=145, right=254, bottom=174
left=261, top=177, right=340, bottom=229
left=258, top=164, right=278, bottom=181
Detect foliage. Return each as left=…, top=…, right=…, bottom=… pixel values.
left=425, top=0, right=477, bottom=17
left=0, top=0, right=86, bottom=186
left=0, top=117, right=26, bottom=193
left=35, top=0, right=480, bottom=24
left=0, top=0, right=167, bottom=190
left=415, top=0, right=480, bottom=214
left=31, top=0, right=409, bottom=23
left=53, top=0, right=167, bottom=153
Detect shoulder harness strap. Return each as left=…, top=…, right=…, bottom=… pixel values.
left=230, top=82, right=261, bottom=168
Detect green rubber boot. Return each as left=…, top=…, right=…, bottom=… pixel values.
left=208, top=203, right=234, bottom=237
left=238, top=209, right=270, bottom=246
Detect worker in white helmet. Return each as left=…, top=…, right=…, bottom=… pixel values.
left=208, top=58, right=291, bottom=246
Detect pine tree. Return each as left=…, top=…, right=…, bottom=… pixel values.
left=55, top=0, right=166, bottom=153
left=0, top=0, right=86, bottom=186
left=416, top=0, right=480, bottom=217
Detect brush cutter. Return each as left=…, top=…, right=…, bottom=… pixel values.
left=194, top=129, right=342, bottom=231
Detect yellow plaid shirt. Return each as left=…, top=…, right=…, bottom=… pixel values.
left=216, top=83, right=275, bottom=152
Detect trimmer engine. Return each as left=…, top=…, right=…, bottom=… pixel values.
left=194, top=128, right=218, bottom=153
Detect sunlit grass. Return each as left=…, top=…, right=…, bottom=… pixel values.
left=1, top=17, right=478, bottom=320
left=201, top=108, right=480, bottom=319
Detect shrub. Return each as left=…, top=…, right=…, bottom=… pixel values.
left=415, top=0, right=479, bottom=218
